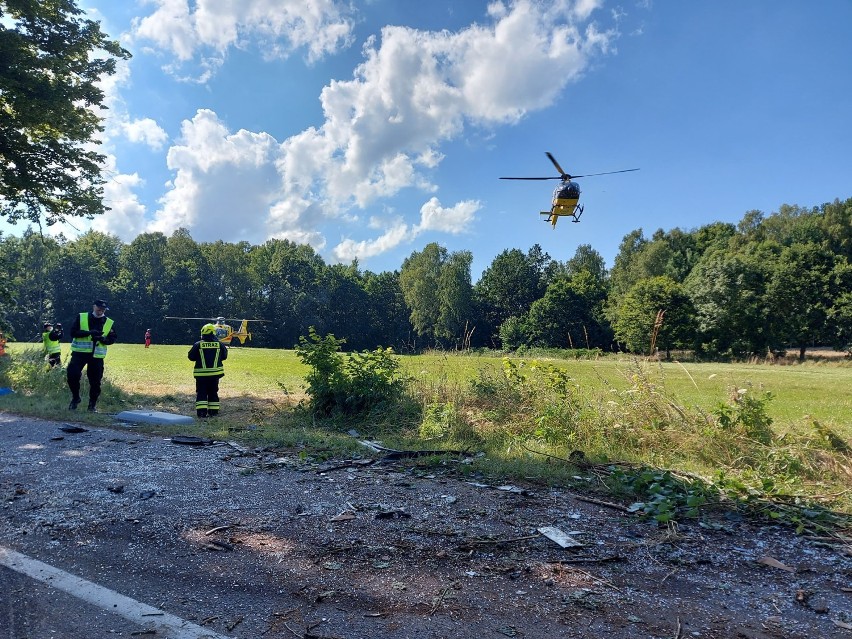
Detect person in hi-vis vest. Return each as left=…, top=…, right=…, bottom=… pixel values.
left=188, top=323, right=227, bottom=418
left=67, top=299, right=117, bottom=412
left=42, top=322, right=63, bottom=367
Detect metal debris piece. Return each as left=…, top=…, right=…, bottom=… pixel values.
left=497, top=485, right=530, bottom=495
left=330, top=511, right=356, bottom=522
left=375, top=509, right=411, bottom=520
left=756, top=555, right=794, bottom=572
left=205, top=525, right=233, bottom=535
left=357, top=440, right=383, bottom=453
left=538, top=526, right=584, bottom=548
left=170, top=435, right=214, bottom=446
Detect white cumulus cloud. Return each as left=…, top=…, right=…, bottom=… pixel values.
left=121, top=118, right=170, bottom=150
left=148, top=109, right=282, bottom=243
left=130, top=0, right=355, bottom=80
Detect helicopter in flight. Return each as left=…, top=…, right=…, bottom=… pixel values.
left=501, top=152, right=639, bottom=228
left=165, top=316, right=269, bottom=345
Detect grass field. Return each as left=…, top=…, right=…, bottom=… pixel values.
left=2, top=342, right=850, bottom=432
left=2, top=342, right=851, bottom=526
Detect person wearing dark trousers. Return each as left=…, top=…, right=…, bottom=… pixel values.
left=188, top=323, right=227, bottom=418
left=67, top=299, right=117, bottom=412
left=42, top=322, right=63, bottom=367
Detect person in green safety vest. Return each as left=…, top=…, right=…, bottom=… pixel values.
left=188, top=323, right=228, bottom=418
left=66, top=299, right=117, bottom=412
left=42, top=322, right=63, bottom=368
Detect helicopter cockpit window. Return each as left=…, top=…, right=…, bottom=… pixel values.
left=555, top=183, right=580, bottom=198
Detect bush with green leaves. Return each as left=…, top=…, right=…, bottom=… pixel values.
left=295, top=327, right=406, bottom=416
left=712, top=385, right=774, bottom=444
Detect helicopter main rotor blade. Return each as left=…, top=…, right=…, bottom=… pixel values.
left=499, top=176, right=563, bottom=180
left=165, top=316, right=212, bottom=320
left=570, top=168, right=641, bottom=178
left=545, top=152, right=568, bottom=178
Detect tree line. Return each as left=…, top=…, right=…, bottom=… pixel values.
left=1, top=198, right=850, bottom=359
left=1, top=3, right=850, bottom=359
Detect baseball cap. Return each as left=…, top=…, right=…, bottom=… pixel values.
left=93, top=299, right=109, bottom=310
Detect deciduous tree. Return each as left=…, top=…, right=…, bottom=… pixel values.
left=0, top=0, right=130, bottom=226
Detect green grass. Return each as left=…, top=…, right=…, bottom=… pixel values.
left=2, top=342, right=851, bottom=528
left=3, top=342, right=850, bottom=431
left=3, top=342, right=850, bottom=436
left=397, top=351, right=852, bottom=433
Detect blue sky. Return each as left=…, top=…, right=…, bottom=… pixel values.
left=7, top=1, right=852, bottom=280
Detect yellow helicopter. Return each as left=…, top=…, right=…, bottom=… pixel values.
left=501, top=152, right=639, bottom=228
left=166, top=317, right=269, bottom=345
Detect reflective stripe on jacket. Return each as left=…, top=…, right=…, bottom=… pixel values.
left=192, top=340, right=224, bottom=377
left=71, top=313, right=115, bottom=358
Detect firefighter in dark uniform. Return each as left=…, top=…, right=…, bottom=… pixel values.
left=188, top=323, right=227, bottom=418
left=42, top=322, right=63, bottom=367
left=67, top=299, right=117, bottom=411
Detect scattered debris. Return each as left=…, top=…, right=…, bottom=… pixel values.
left=538, top=526, right=584, bottom=548
left=226, top=440, right=250, bottom=454
left=317, top=459, right=375, bottom=473
left=170, top=435, right=214, bottom=446
left=572, top=494, right=630, bottom=513
left=375, top=509, right=411, bottom=520
left=330, top=511, right=356, bottom=522
left=226, top=616, right=244, bottom=631
left=106, top=484, right=125, bottom=494
left=204, top=524, right=233, bottom=535
left=548, top=555, right=624, bottom=565
left=496, top=485, right=530, bottom=495
left=756, top=555, right=795, bottom=572
left=59, top=425, right=87, bottom=434
left=456, top=534, right=539, bottom=551
left=138, top=490, right=156, bottom=500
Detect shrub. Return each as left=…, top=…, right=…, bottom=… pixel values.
left=295, top=327, right=406, bottom=416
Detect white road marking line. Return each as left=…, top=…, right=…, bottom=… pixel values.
left=0, top=545, right=233, bottom=639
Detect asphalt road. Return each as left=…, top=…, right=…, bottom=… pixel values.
left=2, top=411, right=851, bottom=639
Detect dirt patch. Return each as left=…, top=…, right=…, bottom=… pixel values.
left=1, top=412, right=851, bottom=638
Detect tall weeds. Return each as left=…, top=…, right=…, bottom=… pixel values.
left=405, top=356, right=852, bottom=519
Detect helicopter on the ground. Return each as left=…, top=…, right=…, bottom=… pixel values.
left=165, top=317, right=269, bottom=345
left=500, top=152, right=639, bottom=228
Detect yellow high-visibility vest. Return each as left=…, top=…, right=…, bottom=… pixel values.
left=70, top=313, right=114, bottom=358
